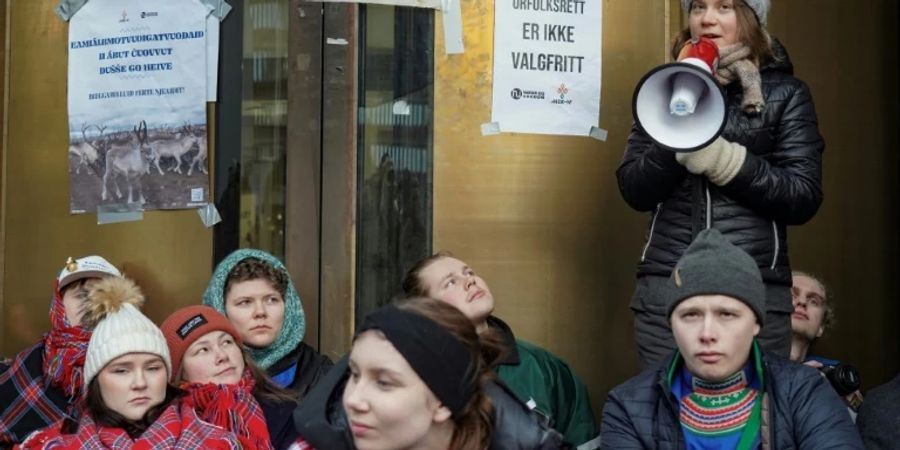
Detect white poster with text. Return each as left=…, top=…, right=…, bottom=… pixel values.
left=67, top=0, right=211, bottom=214
left=312, top=0, right=443, bottom=8
left=491, top=0, right=601, bottom=136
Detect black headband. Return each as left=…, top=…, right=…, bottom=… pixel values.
left=358, top=304, right=477, bottom=416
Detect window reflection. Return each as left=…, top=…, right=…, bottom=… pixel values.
left=240, top=0, right=288, bottom=259
left=356, top=5, right=434, bottom=318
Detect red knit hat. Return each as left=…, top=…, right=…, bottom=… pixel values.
left=160, top=305, right=242, bottom=381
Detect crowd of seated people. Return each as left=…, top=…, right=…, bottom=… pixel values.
left=1, top=0, right=894, bottom=448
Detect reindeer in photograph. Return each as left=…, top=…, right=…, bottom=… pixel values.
left=102, top=120, right=152, bottom=204
left=150, top=123, right=173, bottom=140
left=147, top=122, right=203, bottom=175
left=69, top=124, right=107, bottom=174
left=187, top=132, right=208, bottom=176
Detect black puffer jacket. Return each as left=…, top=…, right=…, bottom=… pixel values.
left=600, top=351, right=863, bottom=449
left=258, top=397, right=300, bottom=450
left=268, top=341, right=334, bottom=399
left=293, top=357, right=567, bottom=450
left=617, top=41, right=824, bottom=288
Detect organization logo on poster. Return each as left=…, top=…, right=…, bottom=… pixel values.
left=119, top=10, right=129, bottom=22
left=510, top=87, right=545, bottom=100
left=551, top=83, right=573, bottom=105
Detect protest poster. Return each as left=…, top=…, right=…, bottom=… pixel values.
left=309, top=0, right=443, bottom=8
left=491, top=0, right=602, bottom=136
left=67, top=0, right=211, bottom=213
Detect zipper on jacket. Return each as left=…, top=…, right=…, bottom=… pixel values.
left=641, top=203, right=663, bottom=262
left=770, top=220, right=779, bottom=269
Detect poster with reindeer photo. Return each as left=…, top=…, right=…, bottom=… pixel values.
left=67, top=0, right=212, bottom=214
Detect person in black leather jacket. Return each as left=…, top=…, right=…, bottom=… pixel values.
left=291, top=297, right=567, bottom=450
left=618, top=0, right=824, bottom=367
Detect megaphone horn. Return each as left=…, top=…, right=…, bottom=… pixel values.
left=632, top=37, right=726, bottom=153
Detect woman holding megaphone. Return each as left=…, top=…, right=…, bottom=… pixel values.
left=618, top=0, right=824, bottom=368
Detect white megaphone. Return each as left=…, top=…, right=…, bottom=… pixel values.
left=632, top=37, right=726, bottom=152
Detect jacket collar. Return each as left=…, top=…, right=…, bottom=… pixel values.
left=661, top=340, right=766, bottom=393
left=292, top=356, right=354, bottom=450
left=486, top=315, right=521, bottom=366
left=268, top=341, right=305, bottom=375
left=762, top=38, right=794, bottom=75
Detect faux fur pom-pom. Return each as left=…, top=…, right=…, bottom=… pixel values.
left=81, top=276, right=144, bottom=329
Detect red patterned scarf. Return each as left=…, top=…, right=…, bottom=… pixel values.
left=181, top=369, right=273, bottom=450
left=40, top=400, right=239, bottom=449
left=42, top=280, right=92, bottom=400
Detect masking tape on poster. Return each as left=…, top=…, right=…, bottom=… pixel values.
left=56, top=0, right=231, bottom=22
left=97, top=203, right=144, bottom=225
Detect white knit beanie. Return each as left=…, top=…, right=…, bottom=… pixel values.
left=82, top=277, right=172, bottom=387
left=681, top=0, right=770, bottom=26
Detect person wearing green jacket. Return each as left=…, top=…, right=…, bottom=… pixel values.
left=402, top=252, right=599, bottom=449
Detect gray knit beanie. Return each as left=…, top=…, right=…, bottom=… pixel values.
left=681, top=0, right=770, bottom=26
left=665, top=229, right=766, bottom=325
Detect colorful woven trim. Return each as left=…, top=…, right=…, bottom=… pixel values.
left=680, top=369, right=757, bottom=436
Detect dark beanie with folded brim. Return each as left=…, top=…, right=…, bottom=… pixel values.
left=665, top=229, right=766, bottom=325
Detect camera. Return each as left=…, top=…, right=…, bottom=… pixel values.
left=819, top=364, right=860, bottom=397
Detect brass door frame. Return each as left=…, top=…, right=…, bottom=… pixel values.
left=318, top=2, right=358, bottom=359
left=0, top=0, right=7, bottom=351
left=287, top=0, right=325, bottom=352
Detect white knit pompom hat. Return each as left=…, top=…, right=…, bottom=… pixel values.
left=681, top=0, right=770, bottom=26
left=82, top=277, right=172, bottom=387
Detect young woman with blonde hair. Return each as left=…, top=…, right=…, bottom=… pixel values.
left=619, top=0, right=825, bottom=366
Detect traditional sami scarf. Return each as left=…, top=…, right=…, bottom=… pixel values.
left=42, top=401, right=239, bottom=450
left=180, top=369, right=273, bottom=450
left=669, top=341, right=765, bottom=450
left=42, top=280, right=92, bottom=401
